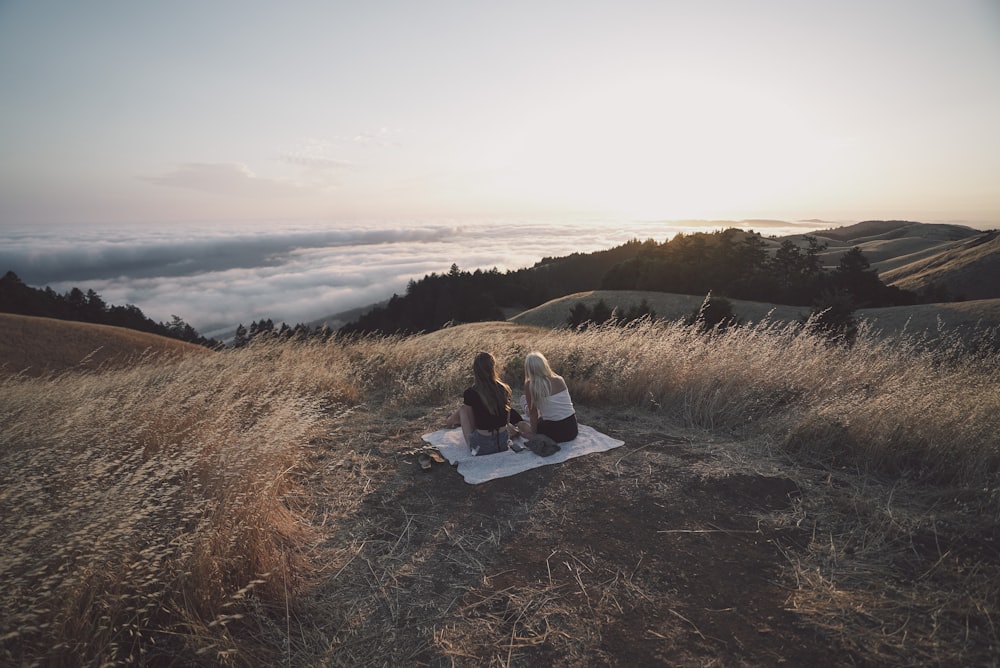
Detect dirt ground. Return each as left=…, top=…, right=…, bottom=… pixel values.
left=298, top=404, right=998, bottom=667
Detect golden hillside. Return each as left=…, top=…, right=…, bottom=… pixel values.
left=510, top=290, right=804, bottom=329
left=509, top=289, right=1000, bottom=338
left=778, top=222, right=1000, bottom=299
left=0, top=313, right=212, bottom=376
left=880, top=231, right=1000, bottom=300
left=2, top=320, right=997, bottom=665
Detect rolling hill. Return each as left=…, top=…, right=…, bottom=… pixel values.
left=773, top=220, right=999, bottom=300
left=510, top=289, right=1000, bottom=340
left=878, top=230, right=1000, bottom=300
left=510, top=290, right=803, bottom=329
left=0, top=313, right=213, bottom=376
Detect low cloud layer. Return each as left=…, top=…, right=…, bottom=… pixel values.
left=0, top=220, right=812, bottom=337
left=1, top=219, right=800, bottom=339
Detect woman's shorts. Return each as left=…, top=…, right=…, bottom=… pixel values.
left=537, top=413, right=578, bottom=443
left=469, top=430, right=511, bottom=456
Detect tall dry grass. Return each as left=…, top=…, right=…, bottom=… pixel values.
left=346, top=319, right=999, bottom=486
left=0, top=344, right=357, bottom=665
left=2, top=318, right=997, bottom=664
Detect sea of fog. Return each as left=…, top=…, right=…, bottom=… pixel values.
left=1, top=218, right=819, bottom=339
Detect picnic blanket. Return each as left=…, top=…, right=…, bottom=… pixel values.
left=421, top=424, right=624, bottom=484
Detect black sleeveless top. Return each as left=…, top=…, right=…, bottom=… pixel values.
left=463, top=387, right=522, bottom=431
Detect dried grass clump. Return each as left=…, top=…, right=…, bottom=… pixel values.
left=501, top=319, right=998, bottom=486
left=331, top=318, right=997, bottom=485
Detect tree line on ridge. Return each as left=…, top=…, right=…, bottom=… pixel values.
left=0, top=271, right=219, bottom=348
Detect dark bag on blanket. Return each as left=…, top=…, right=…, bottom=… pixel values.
left=526, top=434, right=560, bottom=457
left=471, top=430, right=511, bottom=456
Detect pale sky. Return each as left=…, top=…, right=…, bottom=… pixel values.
left=1, top=0, right=999, bottom=226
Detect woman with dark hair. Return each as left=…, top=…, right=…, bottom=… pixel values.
left=446, top=351, right=523, bottom=455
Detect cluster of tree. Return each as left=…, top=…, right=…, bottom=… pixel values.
left=0, top=271, right=218, bottom=348
left=341, top=265, right=510, bottom=336
left=602, top=229, right=921, bottom=309
left=230, top=318, right=335, bottom=347
left=566, top=298, right=656, bottom=329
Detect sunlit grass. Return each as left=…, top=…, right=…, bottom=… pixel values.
left=1, top=319, right=997, bottom=664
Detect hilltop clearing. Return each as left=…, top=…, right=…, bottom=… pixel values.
left=0, top=312, right=212, bottom=376
left=2, top=320, right=997, bottom=665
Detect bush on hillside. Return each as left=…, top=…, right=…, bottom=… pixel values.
left=567, top=298, right=656, bottom=330
left=684, top=292, right=740, bottom=332
left=802, top=290, right=859, bottom=345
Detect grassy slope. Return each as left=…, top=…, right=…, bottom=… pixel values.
left=0, top=313, right=211, bottom=376
left=509, top=289, right=1000, bottom=338
left=510, top=290, right=806, bottom=329
left=2, top=319, right=998, bottom=665
left=798, top=222, right=1000, bottom=299
left=880, top=231, right=1000, bottom=300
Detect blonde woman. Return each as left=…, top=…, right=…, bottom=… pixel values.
left=446, top=352, right=522, bottom=455
left=523, top=351, right=578, bottom=443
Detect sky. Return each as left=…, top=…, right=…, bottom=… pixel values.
left=1, top=0, right=999, bottom=226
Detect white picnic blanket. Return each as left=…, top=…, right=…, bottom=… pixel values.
left=421, top=424, right=624, bottom=484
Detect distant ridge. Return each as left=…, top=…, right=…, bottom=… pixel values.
left=0, top=313, right=211, bottom=376
left=812, top=220, right=919, bottom=241
left=881, top=231, right=1000, bottom=301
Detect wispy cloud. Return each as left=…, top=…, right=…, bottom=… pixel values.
left=349, top=127, right=400, bottom=148
left=279, top=154, right=352, bottom=170
left=140, top=163, right=302, bottom=196
left=278, top=138, right=354, bottom=170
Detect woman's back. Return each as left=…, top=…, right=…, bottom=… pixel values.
left=537, top=380, right=574, bottom=421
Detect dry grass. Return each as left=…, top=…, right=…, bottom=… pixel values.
left=0, top=313, right=211, bottom=377
left=2, top=319, right=998, bottom=665
left=0, top=342, right=354, bottom=664
left=881, top=231, right=1000, bottom=300
left=510, top=290, right=808, bottom=329
left=510, top=289, right=1000, bottom=344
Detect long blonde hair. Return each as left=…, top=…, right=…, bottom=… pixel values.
left=472, top=351, right=511, bottom=417
left=525, top=351, right=556, bottom=407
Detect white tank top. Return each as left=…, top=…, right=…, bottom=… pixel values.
left=540, top=388, right=575, bottom=421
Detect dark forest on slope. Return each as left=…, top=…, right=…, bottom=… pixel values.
left=340, top=228, right=928, bottom=336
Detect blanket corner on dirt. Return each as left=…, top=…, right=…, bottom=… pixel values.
left=421, top=424, right=624, bottom=484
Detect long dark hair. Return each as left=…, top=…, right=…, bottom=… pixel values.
left=472, top=351, right=511, bottom=417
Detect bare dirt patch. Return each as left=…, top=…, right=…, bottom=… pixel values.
left=296, top=408, right=855, bottom=665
